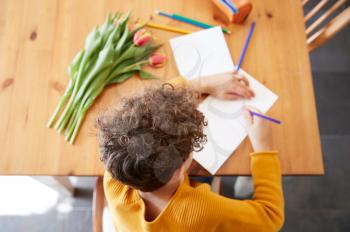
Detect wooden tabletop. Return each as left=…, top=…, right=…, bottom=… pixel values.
left=0, top=0, right=324, bottom=176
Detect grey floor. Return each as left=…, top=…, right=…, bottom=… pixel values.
left=1, top=2, right=350, bottom=231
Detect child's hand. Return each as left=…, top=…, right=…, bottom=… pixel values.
left=244, top=106, right=272, bottom=152
left=190, top=71, right=255, bottom=100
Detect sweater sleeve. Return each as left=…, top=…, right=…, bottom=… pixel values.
left=246, top=152, right=285, bottom=231
left=207, top=152, right=284, bottom=232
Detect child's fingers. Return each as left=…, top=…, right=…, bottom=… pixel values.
left=245, top=106, right=266, bottom=125
left=224, top=93, right=241, bottom=100
left=236, top=77, right=255, bottom=97
left=233, top=75, right=256, bottom=98
left=232, top=83, right=254, bottom=98
left=242, top=85, right=255, bottom=98
left=237, top=76, right=249, bottom=87
left=245, top=105, right=261, bottom=113
left=243, top=107, right=253, bottom=125
left=229, top=78, right=254, bottom=97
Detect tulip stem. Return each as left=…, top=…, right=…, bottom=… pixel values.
left=46, top=12, right=162, bottom=144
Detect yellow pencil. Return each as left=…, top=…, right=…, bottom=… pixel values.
left=146, top=22, right=193, bottom=34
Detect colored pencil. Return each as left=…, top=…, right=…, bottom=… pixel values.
left=221, top=0, right=238, bottom=13
left=146, top=22, right=192, bottom=34
left=156, top=11, right=172, bottom=18
left=236, top=21, right=256, bottom=71
left=250, top=111, right=282, bottom=124
left=155, top=10, right=231, bottom=34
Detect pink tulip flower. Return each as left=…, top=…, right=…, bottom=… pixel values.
left=133, top=29, right=151, bottom=46
left=149, top=54, right=166, bottom=68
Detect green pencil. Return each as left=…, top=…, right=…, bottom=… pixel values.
left=155, top=10, right=231, bottom=34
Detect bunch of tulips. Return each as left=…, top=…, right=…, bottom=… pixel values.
left=47, top=12, right=166, bottom=144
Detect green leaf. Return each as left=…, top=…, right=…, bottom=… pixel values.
left=118, top=61, right=149, bottom=74
left=114, top=45, right=137, bottom=64
left=74, top=43, right=115, bottom=103
left=105, top=26, right=120, bottom=48
left=133, top=43, right=162, bottom=63
left=109, top=71, right=137, bottom=84
left=110, top=12, right=122, bottom=23
left=133, top=45, right=148, bottom=59
left=139, top=70, right=158, bottom=80
left=107, top=62, right=141, bottom=83
left=84, top=27, right=101, bottom=53
left=76, top=31, right=102, bottom=83
left=68, top=49, right=85, bottom=80
left=118, top=11, right=131, bottom=28
left=127, top=22, right=146, bottom=40
left=115, top=25, right=129, bottom=56
left=99, top=19, right=113, bottom=44
left=78, top=68, right=110, bottom=108
left=110, top=58, right=136, bottom=74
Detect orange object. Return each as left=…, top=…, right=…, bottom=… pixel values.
left=211, top=0, right=253, bottom=24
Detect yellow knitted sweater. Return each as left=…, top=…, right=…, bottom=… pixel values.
left=103, top=77, right=284, bottom=232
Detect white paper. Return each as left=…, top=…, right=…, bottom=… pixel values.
left=170, top=27, right=278, bottom=174
left=170, top=27, right=234, bottom=79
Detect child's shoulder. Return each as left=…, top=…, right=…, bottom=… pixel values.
left=103, top=171, right=140, bottom=204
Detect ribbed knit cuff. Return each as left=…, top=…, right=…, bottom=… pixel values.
left=250, top=151, right=278, bottom=156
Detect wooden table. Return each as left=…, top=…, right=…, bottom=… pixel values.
left=0, top=0, right=324, bottom=176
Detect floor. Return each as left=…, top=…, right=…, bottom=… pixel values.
left=0, top=2, right=349, bottom=231
left=0, top=177, right=95, bottom=231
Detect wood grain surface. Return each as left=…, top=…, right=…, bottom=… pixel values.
left=0, top=0, right=324, bottom=175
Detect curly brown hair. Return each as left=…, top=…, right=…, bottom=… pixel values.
left=97, top=84, right=207, bottom=192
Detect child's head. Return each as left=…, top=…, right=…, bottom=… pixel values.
left=97, top=84, right=207, bottom=192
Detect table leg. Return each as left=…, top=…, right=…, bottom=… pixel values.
left=211, top=176, right=222, bottom=193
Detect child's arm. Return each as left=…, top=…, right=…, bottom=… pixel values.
left=201, top=107, right=284, bottom=231
left=248, top=151, right=284, bottom=231
left=208, top=150, right=284, bottom=232
left=167, top=71, right=254, bottom=100
left=230, top=107, right=284, bottom=231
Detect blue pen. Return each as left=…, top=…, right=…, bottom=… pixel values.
left=250, top=111, right=282, bottom=125
left=155, top=10, right=231, bottom=34
left=221, top=0, right=238, bottom=13
left=156, top=11, right=173, bottom=18
left=236, top=21, right=256, bottom=71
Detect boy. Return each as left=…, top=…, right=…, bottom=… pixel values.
left=97, top=73, right=284, bottom=232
